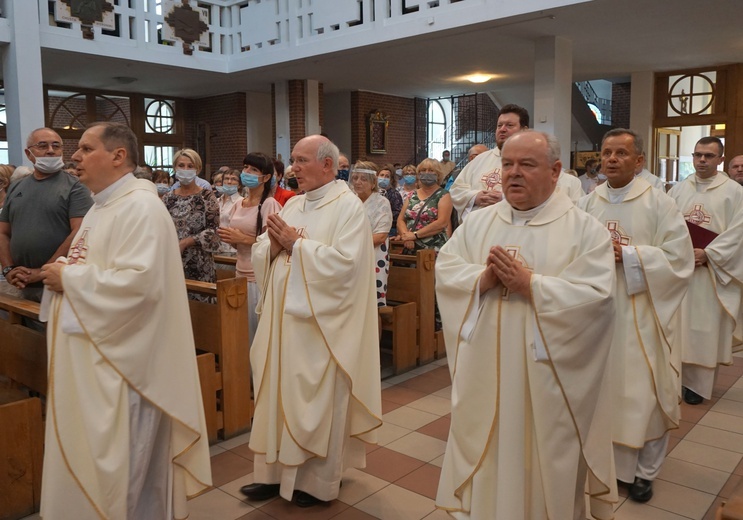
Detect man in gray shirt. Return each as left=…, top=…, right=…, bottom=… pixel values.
left=0, top=127, right=92, bottom=301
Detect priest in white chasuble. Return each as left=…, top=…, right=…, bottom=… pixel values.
left=245, top=135, right=382, bottom=508
left=668, top=136, right=743, bottom=406
left=39, top=122, right=212, bottom=520
left=435, top=130, right=617, bottom=520
left=578, top=129, right=694, bottom=503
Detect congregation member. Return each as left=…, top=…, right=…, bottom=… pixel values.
left=396, top=158, right=452, bottom=254
left=284, top=165, right=302, bottom=195
left=243, top=135, right=382, bottom=507
left=578, top=128, right=694, bottom=502
left=668, top=137, right=743, bottom=405
left=352, top=161, right=393, bottom=306
left=215, top=168, right=243, bottom=254
left=337, top=152, right=351, bottom=181
left=152, top=168, right=172, bottom=198
left=439, top=149, right=456, bottom=184
left=170, top=160, right=212, bottom=191
left=729, top=154, right=743, bottom=186
left=578, top=158, right=605, bottom=193
left=0, top=127, right=92, bottom=301
left=217, top=153, right=281, bottom=340
left=0, top=164, right=12, bottom=211
left=271, top=159, right=296, bottom=206
left=211, top=169, right=224, bottom=190
left=449, top=104, right=529, bottom=220
left=398, top=163, right=418, bottom=201
left=39, top=122, right=211, bottom=519
left=163, top=148, right=220, bottom=297
left=377, top=163, right=403, bottom=236
left=435, top=130, right=617, bottom=519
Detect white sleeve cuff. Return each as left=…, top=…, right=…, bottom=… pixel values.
left=622, top=246, right=647, bottom=295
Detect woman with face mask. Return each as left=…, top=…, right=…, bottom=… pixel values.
left=214, top=169, right=243, bottom=253
left=152, top=169, right=172, bottom=199
left=217, top=153, right=282, bottom=341
left=162, top=149, right=221, bottom=300
left=396, top=158, right=452, bottom=255
left=284, top=166, right=302, bottom=195
left=377, top=164, right=403, bottom=237
left=398, top=164, right=418, bottom=202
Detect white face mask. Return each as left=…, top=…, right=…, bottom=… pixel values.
left=176, top=169, right=198, bottom=185
left=33, top=156, right=65, bottom=174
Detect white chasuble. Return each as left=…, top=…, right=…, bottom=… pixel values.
left=42, top=178, right=211, bottom=520
left=249, top=181, right=382, bottom=480
left=449, top=148, right=502, bottom=217
left=578, top=178, right=694, bottom=448
left=668, top=175, right=743, bottom=376
left=557, top=170, right=585, bottom=203
left=435, top=192, right=617, bottom=520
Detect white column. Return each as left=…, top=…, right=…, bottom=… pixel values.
left=274, top=81, right=291, bottom=165
left=2, top=0, right=46, bottom=165
left=305, top=79, right=321, bottom=136
left=630, top=71, right=655, bottom=165
left=533, top=36, right=573, bottom=166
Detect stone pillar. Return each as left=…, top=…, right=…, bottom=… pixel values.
left=273, top=81, right=291, bottom=164
left=533, top=36, right=573, bottom=165
left=2, top=0, right=46, bottom=165
left=305, top=79, right=321, bottom=136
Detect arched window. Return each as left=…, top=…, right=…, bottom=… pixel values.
left=428, top=100, right=446, bottom=160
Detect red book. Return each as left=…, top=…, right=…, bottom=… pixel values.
left=686, top=221, right=718, bottom=249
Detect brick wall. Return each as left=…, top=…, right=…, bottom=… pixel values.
left=183, top=92, right=248, bottom=176
left=612, top=82, right=631, bottom=129
left=288, top=79, right=305, bottom=149
left=350, top=91, right=415, bottom=166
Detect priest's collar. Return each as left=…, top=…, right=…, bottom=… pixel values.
left=511, top=192, right=554, bottom=226
left=694, top=173, right=716, bottom=184
left=92, top=172, right=134, bottom=206
left=606, top=176, right=635, bottom=204
left=305, top=179, right=337, bottom=201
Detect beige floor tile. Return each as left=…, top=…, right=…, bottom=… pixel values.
left=383, top=406, right=439, bottom=430
left=685, top=424, right=743, bottom=454
left=337, top=467, right=391, bottom=506
left=711, top=398, right=743, bottom=418
left=734, top=377, right=743, bottom=389
left=188, top=488, right=256, bottom=520
left=406, top=394, right=451, bottom=416
left=384, top=372, right=419, bottom=385
left=723, top=386, right=743, bottom=403
left=657, top=457, right=729, bottom=495
left=385, top=431, right=448, bottom=463
left=355, top=484, right=436, bottom=520
left=210, top=444, right=227, bottom=457
left=380, top=382, right=394, bottom=390
left=424, top=508, right=452, bottom=518
left=432, top=385, right=452, bottom=399
left=699, top=411, right=743, bottom=434
left=644, top=479, right=715, bottom=519
left=614, top=499, right=694, bottom=520
left=429, top=454, right=445, bottom=468
left=669, top=439, right=743, bottom=473
left=432, top=358, right=449, bottom=367
left=411, top=364, right=440, bottom=375
left=218, top=431, right=252, bottom=450
left=376, top=420, right=413, bottom=446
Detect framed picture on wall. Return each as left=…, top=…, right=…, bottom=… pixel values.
left=368, top=110, right=389, bottom=155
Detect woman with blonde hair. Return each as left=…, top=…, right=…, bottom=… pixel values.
left=163, top=148, right=220, bottom=298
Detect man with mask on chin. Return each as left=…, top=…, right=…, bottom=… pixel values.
left=0, top=127, right=92, bottom=301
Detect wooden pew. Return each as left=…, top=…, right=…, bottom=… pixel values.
left=186, top=277, right=252, bottom=443
left=214, top=253, right=237, bottom=281
left=0, top=293, right=45, bottom=520
left=379, top=248, right=437, bottom=374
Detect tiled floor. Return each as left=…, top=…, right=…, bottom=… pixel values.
left=22, top=352, right=743, bottom=519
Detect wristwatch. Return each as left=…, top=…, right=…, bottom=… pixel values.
left=2, top=265, right=16, bottom=277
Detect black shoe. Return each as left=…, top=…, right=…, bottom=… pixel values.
left=683, top=387, right=704, bottom=405
left=294, top=490, right=327, bottom=508
left=240, top=483, right=280, bottom=501
left=629, top=477, right=653, bottom=502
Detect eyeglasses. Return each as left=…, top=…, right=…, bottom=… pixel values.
left=692, top=152, right=718, bottom=160
left=29, top=141, right=63, bottom=151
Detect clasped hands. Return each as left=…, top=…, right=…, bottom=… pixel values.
left=5, top=266, right=43, bottom=289
left=479, top=245, right=531, bottom=297
left=266, top=214, right=300, bottom=258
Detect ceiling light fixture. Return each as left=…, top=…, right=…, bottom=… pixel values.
left=465, top=74, right=493, bottom=84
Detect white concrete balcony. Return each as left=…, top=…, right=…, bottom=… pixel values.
left=34, top=0, right=589, bottom=74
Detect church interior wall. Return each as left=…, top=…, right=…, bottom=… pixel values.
left=612, top=82, right=632, bottom=129
left=323, top=91, right=353, bottom=157
left=350, top=90, right=416, bottom=166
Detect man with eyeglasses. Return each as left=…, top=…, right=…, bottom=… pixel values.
left=668, top=136, right=743, bottom=405
left=0, top=127, right=92, bottom=301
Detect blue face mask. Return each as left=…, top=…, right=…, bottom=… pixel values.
left=155, top=183, right=170, bottom=195
left=403, top=175, right=417, bottom=185
left=271, top=177, right=277, bottom=189
left=241, top=172, right=262, bottom=188
left=337, top=169, right=349, bottom=182
left=378, top=177, right=391, bottom=189
left=218, top=185, right=238, bottom=196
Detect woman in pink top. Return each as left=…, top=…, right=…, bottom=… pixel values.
left=217, top=152, right=281, bottom=341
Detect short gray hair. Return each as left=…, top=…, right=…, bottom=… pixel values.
left=509, top=130, right=561, bottom=164
left=317, top=139, right=339, bottom=170
left=602, top=128, right=643, bottom=155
